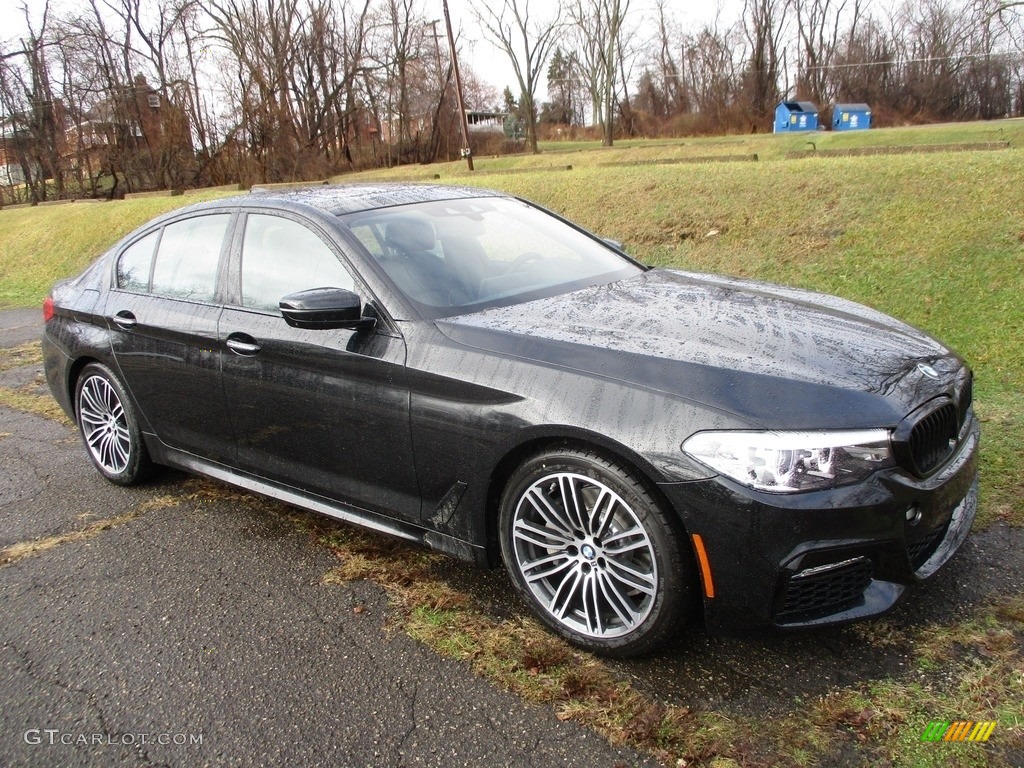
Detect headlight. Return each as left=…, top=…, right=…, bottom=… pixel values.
left=682, top=429, right=894, bottom=493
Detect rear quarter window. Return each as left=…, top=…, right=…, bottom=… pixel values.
left=116, top=230, right=159, bottom=291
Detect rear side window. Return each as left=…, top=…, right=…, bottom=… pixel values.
left=116, top=230, right=159, bottom=291
left=240, top=214, right=355, bottom=311
left=150, top=214, right=230, bottom=301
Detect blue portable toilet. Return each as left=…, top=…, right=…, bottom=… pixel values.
left=832, top=103, right=872, bottom=131
left=774, top=101, right=819, bottom=133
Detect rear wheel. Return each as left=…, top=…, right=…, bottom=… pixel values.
left=75, top=362, right=152, bottom=485
left=499, top=449, right=690, bottom=657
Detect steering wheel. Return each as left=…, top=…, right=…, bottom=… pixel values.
left=509, top=251, right=543, bottom=272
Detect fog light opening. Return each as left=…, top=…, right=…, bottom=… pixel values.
left=905, top=505, right=922, bottom=526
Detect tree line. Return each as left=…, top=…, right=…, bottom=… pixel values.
left=612, top=0, right=1024, bottom=138
left=0, top=0, right=1021, bottom=202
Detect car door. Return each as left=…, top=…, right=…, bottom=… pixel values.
left=219, top=211, right=420, bottom=522
left=106, top=212, right=235, bottom=462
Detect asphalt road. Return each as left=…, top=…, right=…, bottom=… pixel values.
left=2, top=309, right=1022, bottom=767
left=0, top=312, right=654, bottom=768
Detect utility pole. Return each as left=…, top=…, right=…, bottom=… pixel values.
left=443, top=0, right=473, bottom=171
left=429, top=19, right=450, bottom=160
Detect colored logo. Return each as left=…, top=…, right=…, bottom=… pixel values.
left=921, top=721, right=997, bottom=742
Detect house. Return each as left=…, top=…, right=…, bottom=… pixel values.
left=62, top=76, right=193, bottom=186
left=0, top=118, right=30, bottom=185
left=465, top=110, right=507, bottom=134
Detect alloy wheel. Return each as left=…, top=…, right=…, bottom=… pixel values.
left=510, top=471, right=658, bottom=639
left=78, top=374, right=132, bottom=475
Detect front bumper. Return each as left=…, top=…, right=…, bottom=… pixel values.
left=660, top=414, right=980, bottom=634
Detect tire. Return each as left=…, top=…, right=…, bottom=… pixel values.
left=75, top=362, right=152, bottom=485
left=499, top=448, right=690, bottom=657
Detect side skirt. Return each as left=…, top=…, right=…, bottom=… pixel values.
left=148, top=439, right=488, bottom=566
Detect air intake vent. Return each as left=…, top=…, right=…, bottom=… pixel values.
left=907, top=523, right=948, bottom=571
left=776, top=556, right=873, bottom=623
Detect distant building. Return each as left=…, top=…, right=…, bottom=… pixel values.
left=465, top=110, right=507, bottom=134
left=0, top=118, right=29, bottom=185
left=62, top=76, right=193, bottom=186
left=0, top=115, right=47, bottom=187
left=774, top=101, right=820, bottom=133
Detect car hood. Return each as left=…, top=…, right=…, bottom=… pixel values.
left=437, top=269, right=964, bottom=429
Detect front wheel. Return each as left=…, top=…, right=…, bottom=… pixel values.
left=75, top=362, right=152, bottom=485
left=499, top=449, right=690, bottom=657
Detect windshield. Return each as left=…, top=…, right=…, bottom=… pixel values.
left=340, top=197, right=642, bottom=317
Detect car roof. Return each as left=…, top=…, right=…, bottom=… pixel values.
left=108, top=183, right=510, bottom=258
left=242, top=182, right=504, bottom=216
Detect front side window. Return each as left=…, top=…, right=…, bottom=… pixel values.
left=240, top=214, right=355, bottom=312
left=341, top=197, right=641, bottom=316
left=150, top=214, right=230, bottom=302
left=116, top=230, right=159, bottom=291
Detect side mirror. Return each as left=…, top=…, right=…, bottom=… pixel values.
left=279, top=287, right=376, bottom=331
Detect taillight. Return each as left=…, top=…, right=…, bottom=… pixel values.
left=43, top=296, right=54, bottom=322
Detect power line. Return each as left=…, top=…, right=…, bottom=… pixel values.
left=625, top=49, right=1023, bottom=78
left=801, top=50, right=1021, bottom=71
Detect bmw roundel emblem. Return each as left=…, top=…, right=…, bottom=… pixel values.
left=917, top=363, right=940, bottom=379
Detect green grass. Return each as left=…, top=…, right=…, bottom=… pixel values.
left=823, top=596, right=1024, bottom=767
left=536, top=119, right=1024, bottom=160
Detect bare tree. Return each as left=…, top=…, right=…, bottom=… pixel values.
left=740, top=0, right=791, bottom=131
left=828, top=12, right=898, bottom=110
left=473, top=0, right=561, bottom=153
left=653, top=0, right=686, bottom=117
left=385, top=0, right=421, bottom=158
left=795, top=0, right=864, bottom=105
left=208, top=0, right=309, bottom=180
left=630, top=0, right=689, bottom=129
left=2, top=1, right=66, bottom=202
left=103, top=0, right=206, bottom=188
left=567, top=0, right=631, bottom=145
left=897, top=0, right=978, bottom=119
left=360, top=0, right=457, bottom=165
left=567, top=0, right=605, bottom=128
left=682, top=18, right=745, bottom=133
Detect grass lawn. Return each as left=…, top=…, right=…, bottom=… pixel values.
left=1, top=118, right=1021, bottom=766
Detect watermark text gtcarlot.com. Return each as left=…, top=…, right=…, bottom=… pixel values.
left=24, top=729, right=203, bottom=747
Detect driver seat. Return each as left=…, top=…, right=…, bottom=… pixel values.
left=382, top=218, right=469, bottom=306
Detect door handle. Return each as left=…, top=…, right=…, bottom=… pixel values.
left=111, top=310, right=137, bottom=330
left=226, top=334, right=261, bottom=356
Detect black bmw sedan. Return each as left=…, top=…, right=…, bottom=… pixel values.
left=42, top=184, right=979, bottom=656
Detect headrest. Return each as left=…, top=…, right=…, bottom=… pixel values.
left=385, top=218, right=436, bottom=253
